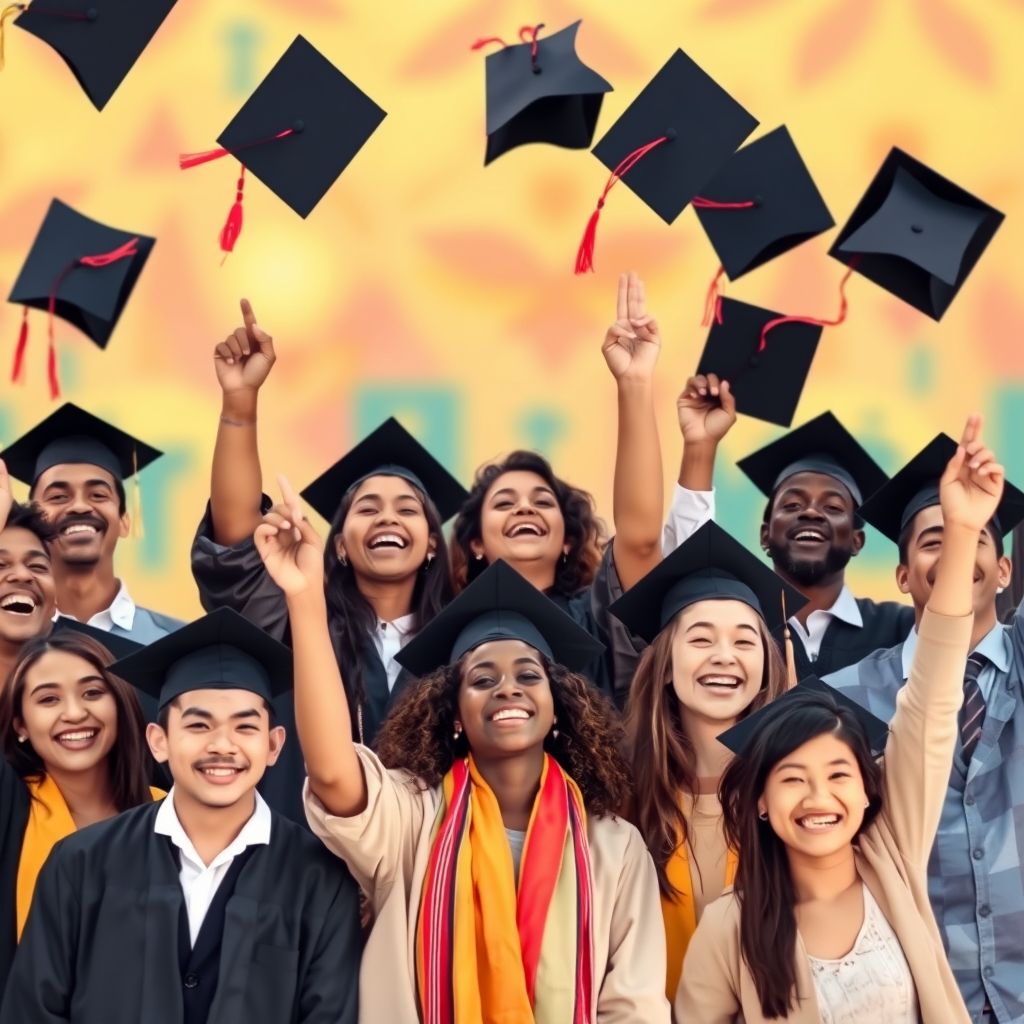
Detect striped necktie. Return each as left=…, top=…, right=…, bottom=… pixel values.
left=959, top=653, right=988, bottom=764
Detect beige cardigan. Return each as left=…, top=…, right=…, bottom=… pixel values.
left=306, top=748, right=671, bottom=1024
left=675, top=608, right=973, bottom=1024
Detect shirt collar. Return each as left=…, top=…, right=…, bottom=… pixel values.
left=154, top=787, right=272, bottom=868
left=899, top=618, right=1010, bottom=680
left=822, top=585, right=863, bottom=627
left=53, top=579, right=136, bottom=632
left=379, top=611, right=416, bottom=636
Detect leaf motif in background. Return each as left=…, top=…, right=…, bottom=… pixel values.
left=795, top=0, right=878, bottom=85
left=912, top=0, right=993, bottom=85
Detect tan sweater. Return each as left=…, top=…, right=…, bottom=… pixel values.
left=676, top=607, right=973, bottom=1024
left=305, top=747, right=671, bottom=1024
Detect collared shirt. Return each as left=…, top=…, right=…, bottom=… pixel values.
left=54, top=578, right=136, bottom=632
left=828, top=611, right=1024, bottom=1023
left=789, top=584, right=864, bottom=662
left=154, top=788, right=272, bottom=946
left=371, top=612, right=416, bottom=691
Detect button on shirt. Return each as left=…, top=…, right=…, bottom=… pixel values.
left=154, top=788, right=272, bottom=946
left=371, top=613, right=416, bottom=691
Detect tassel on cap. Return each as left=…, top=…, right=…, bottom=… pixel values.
left=757, top=260, right=858, bottom=354
left=131, top=447, right=144, bottom=540
left=11, top=306, right=28, bottom=384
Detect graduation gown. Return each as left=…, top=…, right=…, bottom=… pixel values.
left=0, top=800, right=361, bottom=1024
left=0, top=761, right=30, bottom=1003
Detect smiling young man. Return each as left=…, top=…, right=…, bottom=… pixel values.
left=0, top=608, right=360, bottom=1024
left=826, top=431, right=1024, bottom=1024
left=663, top=378, right=914, bottom=676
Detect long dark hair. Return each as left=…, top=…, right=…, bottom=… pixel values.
left=375, top=657, right=631, bottom=817
left=322, top=475, right=454, bottom=734
left=0, top=632, right=153, bottom=811
left=450, top=450, right=607, bottom=596
left=718, top=691, right=883, bottom=1018
left=624, top=607, right=788, bottom=897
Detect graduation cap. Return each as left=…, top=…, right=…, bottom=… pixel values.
left=737, top=411, right=889, bottom=508
left=858, top=433, right=1024, bottom=545
left=179, top=34, right=387, bottom=254
left=300, top=417, right=468, bottom=525
left=694, top=297, right=823, bottom=427
left=829, top=147, right=1004, bottom=320
left=4, top=0, right=178, bottom=111
left=475, top=20, right=612, bottom=166
left=576, top=48, right=757, bottom=272
left=396, top=559, right=604, bottom=678
left=50, top=616, right=144, bottom=662
left=109, top=608, right=292, bottom=710
left=694, top=126, right=834, bottom=281
left=717, top=675, right=889, bottom=757
left=609, top=520, right=806, bottom=646
left=7, top=198, right=155, bottom=399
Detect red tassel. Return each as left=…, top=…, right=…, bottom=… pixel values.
left=220, top=165, right=245, bottom=255
left=79, top=237, right=139, bottom=267
left=11, top=305, right=28, bottom=383
left=46, top=322, right=59, bottom=400
left=574, top=135, right=669, bottom=274
left=470, top=35, right=508, bottom=50
left=701, top=265, right=727, bottom=327
left=179, top=127, right=294, bottom=169
left=518, top=23, right=544, bottom=61
left=757, top=263, right=857, bottom=353
left=692, top=196, right=756, bottom=210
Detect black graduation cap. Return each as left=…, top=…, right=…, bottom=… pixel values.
left=396, top=559, right=604, bottom=678
left=109, top=608, right=292, bottom=710
left=1, top=402, right=162, bottom=489
left=50, top=616, right=144, bottom=662
left=737, top=411, right=889, bottom=508
left=717, top=675, right=890, bottom=757
left=10, top=0, right=178, bottom=111
left=300, top=417, right=468, bottom=525
left=609, top=520, right=806, bottom=645
left=694, top=297, right=822, bottom=427
left=479, top=20, right=612, bottom=166
left=829, top=147, right=1004, bottom=321
left=858, top=433, right=1024, bottom=545
left=694, top=126, right=834, bottom=280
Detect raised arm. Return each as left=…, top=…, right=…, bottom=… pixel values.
left=254, top=478, right=367, bottom=817
left=209, top=298, right=277, bottom=547
left=675, top=373, right=737, bottom=491
left=604, top=272, right=664, bottom=590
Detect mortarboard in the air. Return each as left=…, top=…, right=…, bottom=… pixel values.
left=475, top=20, right=612, bottom=166
left=109, top=608, right=292, bottom=710
left=829, top=147, right=1004, bottom=320
left=608, top=520, right=806, bottom=645
left=694, top=297, right=823, bottom=427
left=575, top=48, right=757, bottom=271
left=736, top=411, right=889, bottom=508
left=51, top=616, right=144, bottom=662
left=717, top=675, right=889, bottom=757
left=5, top=0, right=178, bottom=111
left=300, top=417, right=468, bottom=525
left=694, top=126, right=834, bottom=280
left=858, top=433, right=1024, bottom=545
left=396, top=559, right=604, bottom=678
left=180, top=34, right=387, bottom=253
left=7, top=198, right=154, bottom=398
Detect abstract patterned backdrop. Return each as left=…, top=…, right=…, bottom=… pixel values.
left=1, top=0, right=1022, bottom=619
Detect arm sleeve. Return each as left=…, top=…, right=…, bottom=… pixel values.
left=674, top=897, right=742, bottom=1024
left=662, top=484, right=715, bottom=556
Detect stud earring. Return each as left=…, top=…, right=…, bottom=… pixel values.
left=474, top=553, right=484, bottom=561
left=339, top=553, right=348, bottom=567
left=864, top=799, right=870, bottom=809
left=551, top=717, right=559, bottom=740
left=453, top=724, right=462, bottom=740
left=17, top=735, right=27, bottom=744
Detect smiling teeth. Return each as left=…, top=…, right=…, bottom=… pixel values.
left=57, top=730, right=96, bottom=742
left=492, top=708, right=530, bottom=721
left=799, top=815, right=840, bottom=828
left=201, top=767, right=241, bottom=776
left=0, top=594, right=36, bottom=611
left=699, top=675, right=742, bottom=688
left=509, top=524, right=542, bottom=537
left=62, top=524, right=98, bottom=536
left=369, top=534, right=407, bottom=549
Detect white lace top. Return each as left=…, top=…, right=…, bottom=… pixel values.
left=805, top=887, right=920, bottom=1024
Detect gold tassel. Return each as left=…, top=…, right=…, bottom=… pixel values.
left=0, top=4, right=25, bottom=72
left=131, top=447, right=144, bottom=540
left=781, top=590, right=797, bottom=689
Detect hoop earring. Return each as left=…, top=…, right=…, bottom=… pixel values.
left=757, top=810, right=767, bottom=821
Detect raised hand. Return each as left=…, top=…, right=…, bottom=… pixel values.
left=253, top=475, right=325, bottom=598
left=940, top=414, right=1004, bottom=533
left=0, top=459, right=12, bottom=529
left=676, top=372, right=737, bottom=447
left=214, top=298, right=277, bottom=397
left=602, top=271, right=661, bottom=384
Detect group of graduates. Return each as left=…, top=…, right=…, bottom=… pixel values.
left=0, top=271, right=1020, bottom=1023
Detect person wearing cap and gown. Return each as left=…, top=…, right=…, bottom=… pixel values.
left=611, top=521, right=804, bottom=1002
left=826, top=430, right=1024, bottom=1024
left=190, top=300, right=465, bottom=823
left=253, top=487, right=670, bottom=1022
left=663, top=400, right=915, bottom=678
left=0, top=608, right=360, bottom=1024
left=677, top=415, right=997, bottom=1024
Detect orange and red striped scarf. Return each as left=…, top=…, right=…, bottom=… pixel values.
left=416, top=753, right=594, bottom=1024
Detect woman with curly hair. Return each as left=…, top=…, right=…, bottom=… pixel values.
left=254, top=485, right=670, bottom=1023
left=450, top=271, right=668, bottom=707
left=612, top=520, right=799, bottom=1002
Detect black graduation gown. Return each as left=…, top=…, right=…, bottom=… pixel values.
left=771, top=596, right=916, bottom=678
left=0, top=760, right=30, bottom=1003
left=0, top=800, right=361, bottom=1024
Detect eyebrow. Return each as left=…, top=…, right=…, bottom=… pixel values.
left=774, top=757, right=853, bottom=772
left=685, top=621, right=759, bottom=635
left=490, top=486, right=555, bottom=502
left=179, top=707, right=263, bottom=721
left=352, top=491, right=420, bottom=505
left=41, top=477, right=114, bottom=493
left=29, top=675, right=105, bottom=697
left=777, top=486, right=850, bottom=504
left=468, top=656, right=542, bottom=670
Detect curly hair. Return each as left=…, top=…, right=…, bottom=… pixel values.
left=450, top=451, right=607, bottom=596
left=375, top=657, right=631, bottom=817
left=5, top=501, right=57, bottom=544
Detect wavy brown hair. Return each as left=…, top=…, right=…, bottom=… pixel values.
left=375, top=657, right=630, bottom=817
left=0, top=632, right=153, bottom=811
left=450, top=451, right=607, bottom=596
left=624, top=606, right=788, bottom=898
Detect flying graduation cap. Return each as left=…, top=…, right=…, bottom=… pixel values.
left=179, top=34, right=386, bottom=255
left=575, top=48, right=757, bottom=272
left=474, top=20, right=612, bottom=165
left=7, top=198, right=155, bottom=399
left=830, top=147, right=1004, bottom=320
left=1, top=0, right=178, bottom=110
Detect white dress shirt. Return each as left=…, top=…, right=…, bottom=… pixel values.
left=53, top=578, right=136, bottom=631
left=371, top=612, right=416, bottom=691
left=154, top=788, right=272, bottom=946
